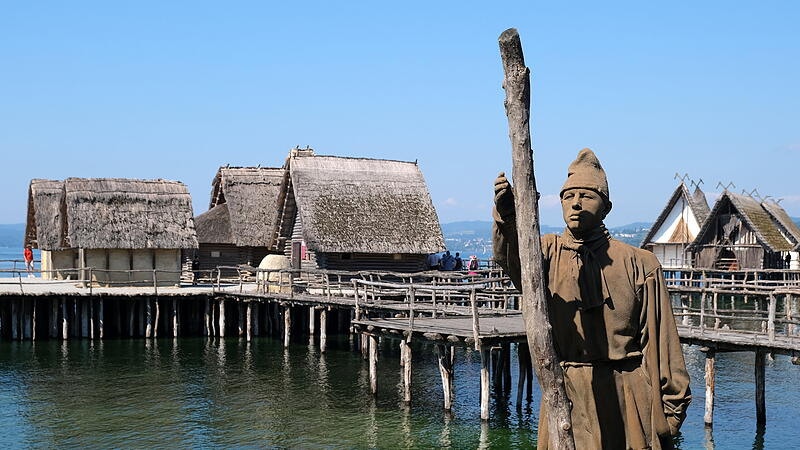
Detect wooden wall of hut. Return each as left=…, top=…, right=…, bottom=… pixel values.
left=317, top=253, right=428, bottom=272
left=197, top=243, right=272, bottom=275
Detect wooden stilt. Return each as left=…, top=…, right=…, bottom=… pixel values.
left=98, top=298, right=104, bottom=339
left=436, top=344, right=454, bottom=410
left=89, top=299, right=94, bottom=340
left=61, top=297, right=68, bottom=340
left=172, top=298, right=179, bottom=337
left=11, top=299, right=18, bottom=340
left=309, top=306, right=316, bottom=336
left=320, top=308, right=327, bottom=353
left=283, top=304, right=291, bottom=348
left=238, top=301, right=245, bottom=337
left=480, top=347, right=490, bottom=421
left=23, top=299, right=32, bottom=340
left=361, top=333, right=370, bottom=359
left=502, top=343, right=512, bottom=392
left=219, top=299, right=226, bottom=337
left=755, top=350, right=766, bottom=426
left=400, top=339, right=412, bottom=404
left=246, top=302, right=252, bottom=342
left=72, top=298, right=78, bottom=338
left=50, top=298, right=58, bottom=338
left=128, top=300, right=135, bottom=338
left=253, top=303, right=260, bottom=336
left=138, top=300, right=145, bottom=337
left=81, top=298, right=89, bottom=338
left=203, top=298, right=210, bottom=336
left=210, top=300, right=217, bottom=337
left=154, top=299, right=160, bottom=338
left=704, top=349, right=716, bottom=427
left=517, top=343, right=528, bottom=406
left=369, top=334, right=378, bottom=395
left=31, top=299, right=36, bottom=341
left=145, top=299, right=153, bottom=338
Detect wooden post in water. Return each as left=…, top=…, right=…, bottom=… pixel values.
left=61, top=297, right=68, bottom=340
left=89, top=299, right=94, bottom=340
left=283, top=304, right=291, bottom=348
left=238, top=301, right=245, bottom=337
left=246, top=302, right=252, bottom=342
left=309, top=306, right=316, bottom=337
left=127, top=300, right=135, bottom=338
left=713, top=292, right=720, bottom=329
left=767, top=295, right=776, bottom=342
left=400, top=339, right=412, bottom=404
left=50, top=298, right=58, bottom=338
left=172, top=298, right=179, bottom=338
left=31, top=299, right=37, bottom=341
left=11, top=299, right=18, bottom=340
left=203, top=298, right=210, bottom=336
left=755, top=350, right=766, bottom=427
left=145, top=299, right=153, bottom=338
left=436, top=344, right=454, bottom=411
left=704, top=349, right=716, bottom=427
left=369, top=334, right=378, bottom=395
left=499, top=28, right=574, bottom=447
left=153, top=299, right=160, bottom=338
left=253, top=303, right=260, bottom=336
left=81, top=298, right=89, bottom=338
left=480, top=346, right=491, bottom=421
left=219, top=299, right=226, bottom=337
left=319, top=307, right=327, bottom=353
left=98, top=298, right=104, bottom=339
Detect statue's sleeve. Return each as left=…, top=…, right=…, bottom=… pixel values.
left=642, top=264, right=692, bottom=436
left=492, top=207, right=522, bottom=290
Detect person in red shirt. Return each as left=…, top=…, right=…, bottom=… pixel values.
left=23, top=245, right=34, bottom=278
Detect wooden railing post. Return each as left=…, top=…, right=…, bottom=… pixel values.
left=470, top=289, right=480, bottom=350
left=353, top=279, right=361, bottom=321
left=88, top=268, right=93, bottom=295
left=768, top=294, right=776, bottom=342
left=408, top=287, right=416, bottom=336
left=153, top=269, right=158, bottom=297
left=700, top=291, right=706, bottom=334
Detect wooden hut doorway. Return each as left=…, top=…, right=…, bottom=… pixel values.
left=716, top=248, right=739, bottom=271
left=291, top=241, right=302, bottom=269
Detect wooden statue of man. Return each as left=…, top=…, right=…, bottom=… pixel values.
left=493, top=148, right=691, bottom=449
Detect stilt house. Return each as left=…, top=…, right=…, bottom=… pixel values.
left=687, top=191, right=800, bottom=270
left=270, top=150, right=446, bottom=271
left=640, top=182, right=710, bottom=269
left=25, top=178, right=198, bottom=285
left=194, top=166, right=285, bottom=274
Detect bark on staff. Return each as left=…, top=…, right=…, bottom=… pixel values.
left=499, top=27, right=574, bottom=448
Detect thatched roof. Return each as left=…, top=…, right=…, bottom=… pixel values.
left=25, top=179, right=66, bottom=249
left=640, top=183, right=710, bottom=247
left=203, top=167, right=285, bottom=247
left=288, top=154, right=445, bottom=254
left=63, top=178, right=198, bottom=249
left=689, top=191, right=795, bottom=252
left=761, top=201, right=800, bottom=250
left=194, top=203, right=233, bottom=244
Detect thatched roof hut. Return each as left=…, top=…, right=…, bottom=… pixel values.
left=641, top=183, right=710, bottom=247
left=273, top=151, right=445, bottom=271
left=288, top=154, right=445, bottom=254
left=198, top=166, right=285, bottom=247
left=25, top=179, right=65, bottom=250
left=63, top=178, right=198, bottom=249
left=687, top=191, right=798, bottom=269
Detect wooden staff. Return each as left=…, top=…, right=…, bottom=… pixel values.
left=499, top=28, right=574, bottom=448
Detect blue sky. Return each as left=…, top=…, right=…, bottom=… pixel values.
left=1, top=1, right=798, bottom=227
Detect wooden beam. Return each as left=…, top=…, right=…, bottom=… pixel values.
left=480, top=347, right=491, bottom=421
left=499, top=28, right=574, bottom=448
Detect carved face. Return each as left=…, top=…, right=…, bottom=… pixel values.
left=561, top=188, right=608, bottom=235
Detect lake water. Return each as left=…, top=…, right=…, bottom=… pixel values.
left=0, top=334, right=798, bottom=448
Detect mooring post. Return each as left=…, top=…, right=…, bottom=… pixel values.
left=436, top=344, right=454, bottom=411
left=319, top=307, right=327, bottom=353
left=480, top=346, right=491, bottom=421
left=369, top=334, right=378, bottom=395
left=283, top=304, right=291, bottom=348
left=219, top=299, right=226, bottom=337
left=246, top=301, right=252, bottom=342
left=400, top=339, right=412, bottom=404
left=704, top=349, right=716, bottom=427
left=755, top=350, right=766, bottom=426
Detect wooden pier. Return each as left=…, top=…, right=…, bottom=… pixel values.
left=1, top=265, right=799, bottom=427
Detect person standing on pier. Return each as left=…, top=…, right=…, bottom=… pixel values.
left=23, top=244, right=34, bottom=278
left=493, top=149, right=691, bottom=449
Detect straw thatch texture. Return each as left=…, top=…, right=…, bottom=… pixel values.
left=289, top=155, right=445, bottom=254
left=762, top=201, right=800, bottom=249
left=194, top=203, right=233, bottom=244
left=689, top=191, right=794, bottom=252
left=25, top=179, right=65, bottom=250
left=207, top=167, right=285, bottom=247
left=64, top=178, right=198, bottom=249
